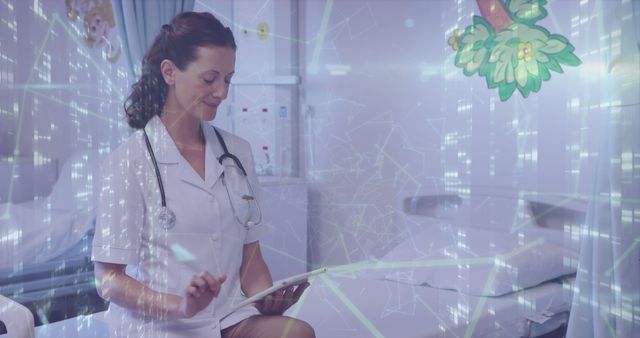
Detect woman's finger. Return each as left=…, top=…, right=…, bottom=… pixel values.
left=213, top=277, right=226, bottom=297
left=191, top=276, right=206, bottom=290
left=252, top=300, right=264, bottom=313
left=292, top=282, right=310, bottom=301
left=215, top=275, right=227, bottom=291
left=282, top=285, right=295, bottom=307
left=186, top=285, right=198, bottom=297
left=272, top=290, right=285, bottom=313
left=201, top=272, right=218, bottom=292
left=263, top=295, right=273, bottom=314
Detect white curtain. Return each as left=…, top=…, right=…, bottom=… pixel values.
left=566, top=0, right=640, bottom=337
left=112, top=0, right=195, bottom=78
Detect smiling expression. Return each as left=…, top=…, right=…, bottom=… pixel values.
left=169, top=46, right=236, bottom=121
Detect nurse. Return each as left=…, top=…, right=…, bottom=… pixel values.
left=92, top=12, right=315, bottom=338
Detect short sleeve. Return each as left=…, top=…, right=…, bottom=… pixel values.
left=91, top=146, right=145, bottom=265
left=243, top=144, right=272, bottom=244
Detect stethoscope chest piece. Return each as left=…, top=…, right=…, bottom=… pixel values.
left=157, top=206, right=177, bottom=230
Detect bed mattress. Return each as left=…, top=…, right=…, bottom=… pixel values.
left=285, top=273, right=574, bottom=338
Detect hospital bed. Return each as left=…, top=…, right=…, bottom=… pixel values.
left=0, top=149, right=108, bottom=334
left=0, top=144, right=584, bottom=338
left=289, top=238, right=576, bottom=337
left=26, top=276, right=573, bottom=338
left=21, top=192, right=583, bottom=338
left=283, top=193, right=582, bottom=338
left=289, top=273, right=573, bottom=338
left=0, top=227, right=107, bottom=328
left=25, top=235, right=575, bottom=338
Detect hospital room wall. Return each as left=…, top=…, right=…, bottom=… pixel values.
left=299, top=0, right=616, bottom=266
left=0, top=0, right=131, bottom=203
left=195, top=0, right=300, bottom=177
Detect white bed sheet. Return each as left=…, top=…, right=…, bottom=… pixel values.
left=0, top=149, right=103, bottom=270
left=0, top=201, right=94, bottom=270
left=285, top=273, right=574, bottom=338
left=27, top=312, right=107, bottom=338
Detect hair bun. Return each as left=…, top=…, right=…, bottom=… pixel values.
left=162, top=24, right=174, bottom=33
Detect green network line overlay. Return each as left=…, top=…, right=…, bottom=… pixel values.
left=3, top=1, right=638, bottom=336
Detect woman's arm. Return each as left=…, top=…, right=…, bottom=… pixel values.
left=239, top=241, right=273, bottom=297
left=94, top=262, right=225, bottom=319
left=240, top=241, right=309, bottom=315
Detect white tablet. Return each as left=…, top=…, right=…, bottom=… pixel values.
left=222, top=267, right=328, bottom=318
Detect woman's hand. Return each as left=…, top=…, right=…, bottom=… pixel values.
left=253, top=281, right=310, bottom=316
left=180, top=271, right=226, bottom=318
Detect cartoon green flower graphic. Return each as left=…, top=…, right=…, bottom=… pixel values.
left=451, top=0, right=581, bottom=101
left=518, top=42, right=534, bottom=62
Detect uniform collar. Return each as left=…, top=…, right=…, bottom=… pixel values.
left=144, top=115, right=224, bottom=190
left=201, top=120, right=225, bottom=188
left=143, top=115, right=181, bottom=164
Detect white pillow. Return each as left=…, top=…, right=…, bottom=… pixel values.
left=0, top=202, right=94, bottom=269
left=364, top=224, right=578, bottom=296
left=519, top=224, right=581, bottom=254
left=49, top=149, right=105, bottom=212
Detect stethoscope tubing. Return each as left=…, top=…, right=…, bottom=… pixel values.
left=143, top=124, right=260, bottom=229
left=212, top=127, right=247, bottom=176
left=143, top=128, right=167, bottom=207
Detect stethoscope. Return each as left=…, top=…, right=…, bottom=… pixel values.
left=143, top=126, right=262, bottom=230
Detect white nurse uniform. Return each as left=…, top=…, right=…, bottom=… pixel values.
left=92, top=115, right=270, bottom=338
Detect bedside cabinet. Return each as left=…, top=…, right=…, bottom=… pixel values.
left=258, top=177, right=308, bottom=281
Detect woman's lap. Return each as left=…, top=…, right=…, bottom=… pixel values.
left=221, top=315, right=315, bottom=338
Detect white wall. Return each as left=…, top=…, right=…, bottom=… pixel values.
left=300, top=0, right=620, bottom=266
left=196, top=0, right=300, bottom=177
left=0, top=0, right=131, bottom=202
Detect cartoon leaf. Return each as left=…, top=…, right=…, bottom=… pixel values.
left=487, top=23, right=580, bottom=100
left=515, top=62, right=528, bottom=87
left=499, top=82, right=517, bottom=101
left=540, top=38, right=566, bottom=54
left=451, top=1, right=580, bottom=101
left=505, top=63, right=515, bottom=83
left=555, top=49, right=582, bottom=66
left=546, top=57, right=563, bottom=73
left=494, top=61, right=507, bottom=82
left=536, top=52, right=549, bottom=63
left=455, top=16, right=493, bottom=76
left=532, top=71, right=542, bottom=91
left=539, top=63, right=551, bottom=81
left=459, top=46, right=476, bottom=64
left=506, top=0, right=548, bottom=24
left=525, top=58, right=539, bottom=77
left=468, top=48, right=487, bottom=73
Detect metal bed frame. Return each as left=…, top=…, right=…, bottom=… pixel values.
left=0, top=232, right=107, bottom=333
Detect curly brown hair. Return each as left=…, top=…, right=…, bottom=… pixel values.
left=124, top=12, right=236, bottom=129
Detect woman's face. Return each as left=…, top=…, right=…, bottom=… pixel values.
left=171, top=45, right=236, bottom=121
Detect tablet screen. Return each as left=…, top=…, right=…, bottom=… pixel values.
left=222, top=267, right=328, bottom=318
